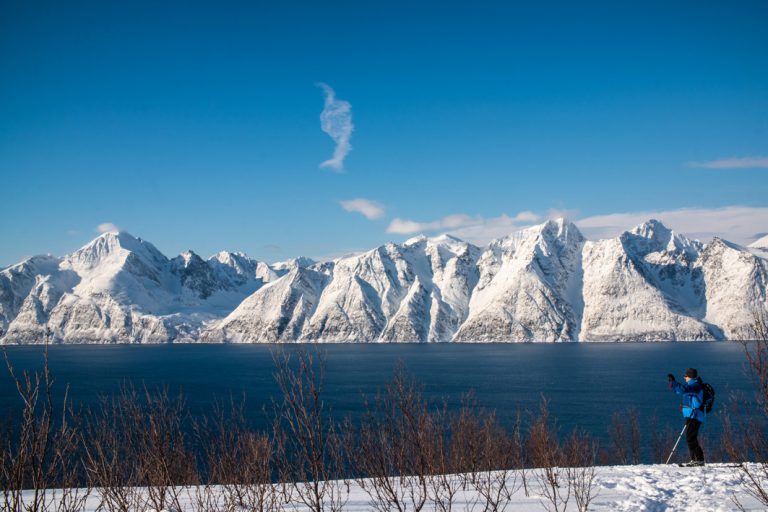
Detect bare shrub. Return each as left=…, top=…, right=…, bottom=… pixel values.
left=721, top=309, right=768, bottom=509
left=427, top=402, right=462, bottom=512
left=527, top=399, right=569, bottom=512
left=607, top=411, right=626, bottom=465
left=648, top=412, right=676, bottom=464
left=136, top=386, right=198, bottom=510
left=469, top=412, right=522, bottom=512
left=50, top=406, right=89, bottom=512
left=82, top=392, right=145, bottom=512
left=563, top=429, right=599, bottom=512
left=607, top=407, right=640, bottom=465
left=350, top=365, right=436, bottom=512
left=272, top=348, right=348, bottom=512
left=445, top=395, right=523, bottom=512
left=83, top=384, right=198, bottom=512
left=1, top=336, right=89, bottom=512
left=195, top=398, right=278, bottom=512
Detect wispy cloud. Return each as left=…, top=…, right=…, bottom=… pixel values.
left=317, top=83, right=353, bottom=171
left=340, top=198, right=385, bottom=220
left=96, top=222, right=120, bottom=234
left=575, top=206, right=768, bottom=246
left=687, top=156, right=768, bottom=169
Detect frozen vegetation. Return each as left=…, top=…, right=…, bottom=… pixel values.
left=1, top=219, right=767, bottom=344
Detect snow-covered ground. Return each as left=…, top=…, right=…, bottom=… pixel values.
left=21, top=463, right=766, bottom=511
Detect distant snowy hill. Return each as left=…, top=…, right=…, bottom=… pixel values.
left=1, top=220, right=767, bottom=344
left=748, top=233, right=768, bottom=257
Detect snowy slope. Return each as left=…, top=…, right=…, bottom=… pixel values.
left=454, top=219, right=584, bottom=342
left=1, top=220, right=766, bottom=343
left=580, top=220, right=716, bottom=341
left=201, top=266, right=328, bottom=343
left=1, top=231, right=280, bottom=343
left=699, top=238, right=768, bottom=339
left=748, top=234, right=768, bottom=258
left=203, top=235, right=481, bottom=342
left=21, top=463, right=766, bottom=511
left=0, top=256, right=79, bottom=342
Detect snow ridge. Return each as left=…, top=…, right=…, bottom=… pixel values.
left=1, top=219, right=766, bottom=344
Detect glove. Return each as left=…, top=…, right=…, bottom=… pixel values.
left=667, top=374, right=676, bottom=382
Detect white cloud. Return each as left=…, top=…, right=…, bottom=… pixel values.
left=317, top=83, right=353, bottom=171
left=96, top=222, right=120, bottom=234
left=574, top=206, right=768, bottom=246
left=687, top=156, right=768, bottom=169
left=387, top=218, right=430, bottom=234
left=340, top=198, right=385, bottom=220
left=386, top=214, right=479, bottom=235
left=545, top=208, right=580, bottom=221
left=386, top=210, right=544, bottom=245
left=382, top=205, right=768, bottom=247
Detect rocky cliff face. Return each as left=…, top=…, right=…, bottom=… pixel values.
left=1, top=220, right=766, bottom=344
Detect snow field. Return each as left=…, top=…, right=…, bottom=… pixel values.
left=18, top=463, right=766, bottom=512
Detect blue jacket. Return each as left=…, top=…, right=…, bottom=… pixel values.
left=669, top=376, right=706, bottom=422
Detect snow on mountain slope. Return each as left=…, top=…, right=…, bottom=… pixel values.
left=303, top=235, right=480, bottom=342
left=580, top=220, right=715, bottom=341
left=1, top=232, right=280, bottom=343
left=206, top=235, right=482, bottom=343
left=747, top=234, right=768, bottom=258
left=208, top=251, right=280, bottom=289
left=1, top=219, right=766, bottom=343
left=0, top=255, right=74, bottom=336
left=201, top=266, right=329, bottom=343
left=0, top=258, right=80, bottom=343
left=699, top=238, right=768, bottom=339
left=454, top=219, right=584, bottom=342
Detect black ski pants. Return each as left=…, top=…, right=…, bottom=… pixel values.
left=686, top=418, right=704, bottom=462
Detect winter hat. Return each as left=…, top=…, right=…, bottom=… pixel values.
left=684, top=368, right=698, bottom=378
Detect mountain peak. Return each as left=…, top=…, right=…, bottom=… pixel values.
left=173, top=250, right=204, bottom=267
left=211, top=250, right=251, bottom=263
left=748, top=234, right=768, bottom=249
left=67, top=231, right=167, bottom=271
left=272, top=256, right=315, bottom=272
left=509, top=218, right=583, bottom=244
left=631, top=219, right=672, bottom=240
left=404, top=235, right=428, bottom=246
left=622, top=219, right=699, bottom=257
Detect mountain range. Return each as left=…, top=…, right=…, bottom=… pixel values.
left=1, top=219, right=766, bottom=344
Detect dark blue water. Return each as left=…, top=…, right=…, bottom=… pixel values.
left=0, top=342, right=754, bottom=454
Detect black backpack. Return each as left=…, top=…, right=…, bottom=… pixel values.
left=701, top=382, right=715, bottom=413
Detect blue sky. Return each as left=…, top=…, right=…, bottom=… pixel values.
left=1, top=1, right=767, bottom=265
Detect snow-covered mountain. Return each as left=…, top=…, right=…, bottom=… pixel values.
left=0, top=232, right=281, bottom=343
left=580, top=220, right=715, bottom=341
left=1, top=220, right=766, bottom=344
left=748, top=234, right=768, bottom=257
left=454, top=219, right=583, bottom=342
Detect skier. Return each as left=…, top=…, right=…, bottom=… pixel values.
left=667, top=368, right=705, bottom=465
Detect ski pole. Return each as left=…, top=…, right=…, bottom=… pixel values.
left=665, top=421, right=688, bottom=464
